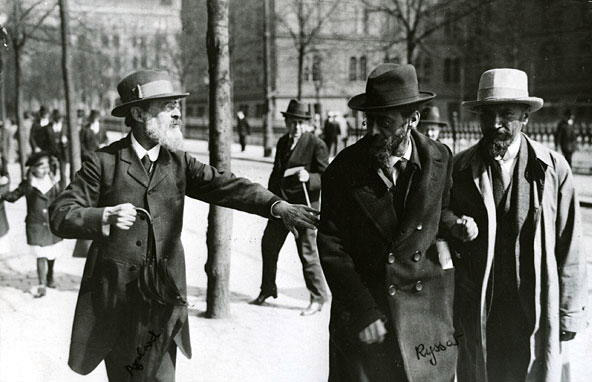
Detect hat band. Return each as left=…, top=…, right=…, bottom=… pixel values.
left=478, top=86, right=529, bottom=101
left=367, top=85, right=420, bottom=106
left=131, top=80, right=174, bottom=100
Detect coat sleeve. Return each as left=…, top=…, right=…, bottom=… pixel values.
left=1, top=180, right=26, bottom=203
left=184, top=153, right=281, bottom=218
left=49, top=152, right=106, bottom=240
left=439, top=145, right=460, bottom=234
left=554, top=155, right=587, bottom=333
left=317, top=167, right=384, bottom=333
left=308, top=138, right=329, bottom=192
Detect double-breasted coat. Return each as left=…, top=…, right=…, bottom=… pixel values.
left=49, top=135, right=280, bottom=375
left=268, top=132, right=328, bottom=206
left=445, top=134, right=586, bottom=382
left=317, top=130, right=458, bottom=382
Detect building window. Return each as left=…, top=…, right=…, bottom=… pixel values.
left=141, top=54, right=148, bottom=68
left=133, top=56, right=139, bottom=68
left=256, top=104, right=266, bottom=118
left=363, top=8, right=370, bottom=35
left=359, top=56, right=367, bottom=80
left=101, top=34, right=109, bottom=48
left=312, top=55, right=322, bottom=82
left=349, top=57, right=357, bottom=81
left=112, top=34, right=120, bottom=49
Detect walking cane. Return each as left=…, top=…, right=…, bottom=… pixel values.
left=301, top=182, right=311, bottom=208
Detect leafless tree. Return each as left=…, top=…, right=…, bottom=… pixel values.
left=275, top=0, right=343, bottom=99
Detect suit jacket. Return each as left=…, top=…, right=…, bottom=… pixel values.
left=268, top=132, right=328, bottom=205
left=445, top=134, right=585, bottom=382
left=49, top=135, right=281, bottom=375
left=317, top=130, right=457, bottom=382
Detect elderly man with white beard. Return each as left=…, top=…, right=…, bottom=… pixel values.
left=49, top=70, right=319, bottom=382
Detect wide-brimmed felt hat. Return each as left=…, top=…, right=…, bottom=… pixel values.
left=348, top=64, right=435, bottom=111
left=111, top=70, right=189, bottom=117
left=281, top=99, right=312, bottom=120
left=419, top=105, right=448, bottom=127
left=462, top=68, right=543, bottom=112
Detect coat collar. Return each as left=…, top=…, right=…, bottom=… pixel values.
left=119, top=134, right=172, bottom=189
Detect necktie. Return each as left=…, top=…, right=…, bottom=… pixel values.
left=392, top=158, right=409, bottom=217
left=141, top=154, right=153, bottom=174
left=394, top=158, right=408, bottom=184
left=490, top=160, right=506, bottom=208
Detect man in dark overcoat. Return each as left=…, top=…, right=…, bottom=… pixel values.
left=49, top=70, right=319, bottom=382
left=317, top=63, right=459, bottom=382
left=80, top=109, right=108, bottom=162
left=251, top=99, right=329, bottom=316
left=236, top=110, right=250, bottom=152
left=555, top=109, right=578, bottom=167
left=445, top=68, right=585, bottom=382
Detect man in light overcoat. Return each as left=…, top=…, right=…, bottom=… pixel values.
left=445, top=68, right=586, bottom=382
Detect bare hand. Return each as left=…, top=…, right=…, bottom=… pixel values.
left=272, top=201, right=319, bottom=238
left=104, top=203, right=137, bottom=230
left=450, top=215, right=478, bottom=242
left=359, top=319, right=387, bottom=344
left=298, top=169, right=310, bottom=183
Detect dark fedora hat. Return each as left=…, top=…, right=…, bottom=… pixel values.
left=281, top=99, right=312, bottom=120
left=419, top=105, right=448, bottom=127
left=111, top=70, right=189, bottom=117
left=348, top=64, right=435, bottom=111
left=25, top=151, right=51, bottom=167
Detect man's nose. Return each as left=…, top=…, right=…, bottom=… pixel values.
left=171, top=108, right=181, bottom=119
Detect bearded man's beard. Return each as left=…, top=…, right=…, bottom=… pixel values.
left=368, top=132, right=407, bottom=175
left=481, top=127, right=513, bottom=159
left=145, top=115, right=185, bottom=151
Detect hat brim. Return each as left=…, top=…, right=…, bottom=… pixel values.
left=462, top=97, right=543, bottom=113
left=281, top=111, right=311, bottom=120
left=111, top=92, right=190, bottom=117
left=419, top=120, right=448, bottom=127
left=348, top=91, right=435, bottom=111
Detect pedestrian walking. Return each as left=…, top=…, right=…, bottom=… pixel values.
left=555, top=109, right=578, bottom=168
left=252, top=99, right=329, bottom=316
left=335, top=111, right=350, bottom=151
left=44, top=110, right=69, bottom=187
left=447, top=68, right=585, bottom=382
left=323, top=112, right=340, bottom=156
left=236, top=110, right=250, bottom=152
left=417, top=105, right=447, bottom=141
left=0, top=151, right=63, bottom=298
left=30, top=106, right=50, bottom=154
left=18, top=111, right=33, bottom=162
left=80, top=109, right=108, bottom=162
left=317, top=63, right=458, bottom=382
left=49, top=70, right=319, bottom=382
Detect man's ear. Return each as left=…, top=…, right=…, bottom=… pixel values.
left=408, top=110, right=421, bottom=129
left=522, top=111, right=529, bottom=126
left=130, top=106, right=146, bottom=123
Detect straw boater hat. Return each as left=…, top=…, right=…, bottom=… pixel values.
left=281, top=99, right=312, bottom=120
left=348, top=64, right=435, bottom=111
left=462, top=68, right=543, bottom=112
left=111, top=70, right=189, bottom=117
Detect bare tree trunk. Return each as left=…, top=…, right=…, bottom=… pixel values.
left=263, top=0, right=274, bottom=157
left=13, top=48, right=25, bottom=176
left=297, top=43, right=304, bottom=100
left=205, top=0, right=233, bottom=319
left=59, top=0, right=80, bottom=181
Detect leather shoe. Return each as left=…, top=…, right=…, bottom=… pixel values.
left=300, top=301, right=323, bottom=316
left=250, top=291, right=278, bottom=305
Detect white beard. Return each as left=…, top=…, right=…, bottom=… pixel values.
left=145, top=115, right=185, bottom=151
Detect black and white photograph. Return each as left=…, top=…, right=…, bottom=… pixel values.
left=0, top=0, right=590, bottom=381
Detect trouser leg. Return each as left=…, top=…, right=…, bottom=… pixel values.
left=295, top=227, right=327, bottom=302
left=47, top=259, right=55, bottom=286
left=260, top=219, right=289, bottom=295
left=36, top=257, right=48, bottom=286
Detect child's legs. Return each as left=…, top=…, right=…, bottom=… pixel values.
left=37, top=257, right=48, bottom=286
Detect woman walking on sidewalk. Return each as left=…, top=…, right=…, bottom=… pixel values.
left=0, top=152, right=63, bottom=297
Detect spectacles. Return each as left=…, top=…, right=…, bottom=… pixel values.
left=162, top=100, right=181, bottom=112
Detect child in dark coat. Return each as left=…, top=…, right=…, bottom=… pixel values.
left=0, top=152, right=63, bottom=297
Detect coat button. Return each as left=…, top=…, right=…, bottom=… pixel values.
left=387, top=253, right=395, bottom=264
left=388, top=284, right=397, bottom=296
left=136, top=240, right=142, bottom=247
left=129, top=265, right=137, bottom=272
left=412, top=251, right=422, bottom=262
left=416, top=224, right=422, bottom=231
left=415, top=281, right=424, bottom=292
left=42, top=208, right=47, bottom=213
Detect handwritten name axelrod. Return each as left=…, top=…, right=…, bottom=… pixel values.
left=415, top=334, right=463, bottom=366
left=125, top=330, right=162, bottom=376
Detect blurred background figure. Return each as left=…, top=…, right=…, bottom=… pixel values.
left=2, top=118, right=17, bottom=163
left=236, top=110, right=250, bottom=152
left=334, top=111, right=350, bottom=151
left=417, top=105, right=448, bottom=142
left=18, top=111, right=33, bottom=162
left=80, top=109, right=107, bottom=162
left=30, top=106, right=50, bottom=154
left=0, top=155, right=11, bottom=255
left=46, top=109, right=69, bottom=187
left=323, top=111, right=339, bottom=157
left=555, top=109, right=578, bottom=168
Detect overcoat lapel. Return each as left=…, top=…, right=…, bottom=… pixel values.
left=120, top=135, right=149, bottom=188
left=148, top=148, right=172, bottom=192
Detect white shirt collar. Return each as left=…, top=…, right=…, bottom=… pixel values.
left=377, top=137, right=413, bottom=189
left=130, top=133, right=160, bottom=162
left=496, top=135, right=521, bottom=162
left=388, top=137, right=413, bottom=167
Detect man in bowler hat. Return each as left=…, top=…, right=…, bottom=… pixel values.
left=317, top=64, right=458, bottom=381
left=445, top=68, right=585, bottom=382
left=252, top=99, right=329, bottom=316
left=49, top=70, right=319, bottom=381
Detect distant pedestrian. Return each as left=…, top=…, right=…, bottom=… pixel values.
left=0, top=155, right=10, bottom=254
left=555, top=109, right=578, bottom=167
left=0, top=151, right=63, bottom=298
left=18, top=111, right=33, bottom=162
left=323, top=112, right=340, bottom=156
left=2, top=119, right=17, bottom=163
left=252, top=99, right=329, bottom=316
left=45, top=110, right=69, bottom=186
left=30, top=106, right=50, bottom=154
left=334, top=112, right=350, bottom=151
left=80, top=109, right=108, bottom=162
left=236, top=110, right=250, bottom=152
left=417, top=105, right=448, bottom=142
